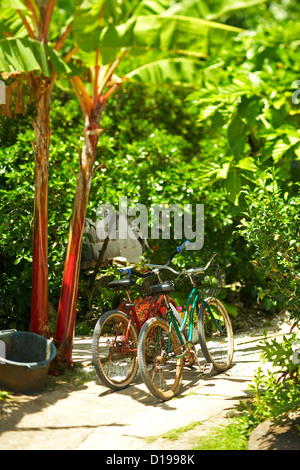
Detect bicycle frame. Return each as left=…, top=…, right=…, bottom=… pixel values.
left=159, top=286, right=222, bottom=360
left=146, top=252, right=222, bottom=350
left=116, top=249, right=221, bottom=361
left=122, top=291, right=157, bottom=332
left=122, top=291, right=179, bottom=331
left=116, top=293, right=179, bottom=357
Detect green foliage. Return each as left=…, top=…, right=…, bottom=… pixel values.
left=0, top=119, right=35, bottom=329
left=186, top=19, right=300, bottom=204
left=0, top=36, right=73, bottom=76
left=0, top=389, right=10, bottom=400
left=239, top=175, right=300, bottom=320
left=260, top=333, right=300, bottom=383
left=0, top=93, right=82, bottom=329
left=241, top=366, right=300, bottom=428
left=73, top=0, right=247, bottom=65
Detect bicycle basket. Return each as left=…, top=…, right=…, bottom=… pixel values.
left=191, top=263, right=223, bottom=299
left=171, top=262, right=223, bottom=299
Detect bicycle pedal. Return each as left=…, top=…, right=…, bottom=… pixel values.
left=202, top=363, right=214, bottom=375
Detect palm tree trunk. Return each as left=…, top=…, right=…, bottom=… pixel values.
left=30, top=77, right=52, bottom=337
left=53, top=124, right=99, bottom=369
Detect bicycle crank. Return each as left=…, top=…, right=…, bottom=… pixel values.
left=184, top=341, right=202, bottom=370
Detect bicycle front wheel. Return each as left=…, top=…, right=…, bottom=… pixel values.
left=92, top=310, right=138, bottom=390
left=138, top=317, right=183, bottom=401
left=198, top=297, right=234, bottom=372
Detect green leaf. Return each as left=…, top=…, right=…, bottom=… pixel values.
left=161, top=0, right=269, bottom=21
left=235, top=157, right=257, bottom=172
left=202, top=104, right=222, bottom=120
left=217, top=162, right=230, bottom=179
left=227, top=114, right=248, bottom=157
left=196, top=162, right=223, bottom=181
left=100, top=15, right=241, bottom=53
left=226, top=169, right=241, bottom=205
left=126, top=57, right=205, bottom=87
left=47, top=47, right=74, bottom=76
left=0, top=37, right=74, bottom=76
left=0, top=37, right=43, bottom=73
left=271, top=135, right=300, bottom=163
left=0, top=8, right=28, bottom=39
left=0, top=0, right=27, bottom=9
left=131, top=0, right=171, bottom=16
left=238, top=95, right=263, bottom=129
left=75, top=12, right=241, bottom=60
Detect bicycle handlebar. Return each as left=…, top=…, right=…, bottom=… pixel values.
left=146, top=252, right=217, bottom=276
left=119, top=240, right=190, bottom=278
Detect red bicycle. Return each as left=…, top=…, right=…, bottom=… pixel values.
left=92, top=242, right=189, bottom=390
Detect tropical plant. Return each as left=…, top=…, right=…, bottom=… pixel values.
left=0, top=0, right=75, bottom=336
left=186, top=19, right=300, bottom=205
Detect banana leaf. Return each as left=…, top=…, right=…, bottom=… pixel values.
left=126, top=57, right=207, bottom=88
left=0, top=37, right=75, bottom=76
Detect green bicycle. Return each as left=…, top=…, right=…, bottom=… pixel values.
left=137, top=253, right=234, bottom=401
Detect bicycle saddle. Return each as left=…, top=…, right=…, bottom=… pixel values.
left=108, top=278, right=135, bottom=289
left=149, top=281, right=175, bottom=295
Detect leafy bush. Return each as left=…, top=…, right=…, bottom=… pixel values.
left=240, top=328, right=300, bottom=434
left=0, top=94, right=81, bottom=330
left=0, top=123, right=35, bottom=329
left=260, top=333, right=300, bottom=384
left=241, top=366, right=300, bottom=429
left=239, top=175, right=300, bottom=321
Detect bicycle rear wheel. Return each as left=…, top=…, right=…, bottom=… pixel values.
left=198, top=297, right=234, bottom=372
left=138, top=317, right=183, bottom=401
left=92, top=310, right=138, bottom=390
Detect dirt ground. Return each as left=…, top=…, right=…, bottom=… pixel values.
left=0, top=310, right=299, bottom=451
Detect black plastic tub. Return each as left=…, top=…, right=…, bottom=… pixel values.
left=0, top=330, right=57, bottom=394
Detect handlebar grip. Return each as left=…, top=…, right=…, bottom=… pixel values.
left=177, top=240, right=189, bottom=252
left=119, top=267, right=153, bottom=278
left=119, top=268, right=131, bottom=275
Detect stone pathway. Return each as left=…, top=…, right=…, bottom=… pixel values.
left=0, top=313, right=296, bottom=450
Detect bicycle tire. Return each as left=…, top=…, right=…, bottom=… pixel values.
left=198, top=297, right=234, bottom=372
left=138, top=317, right=183, bottom=401
left=92, top=310, right=139, bottom=390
